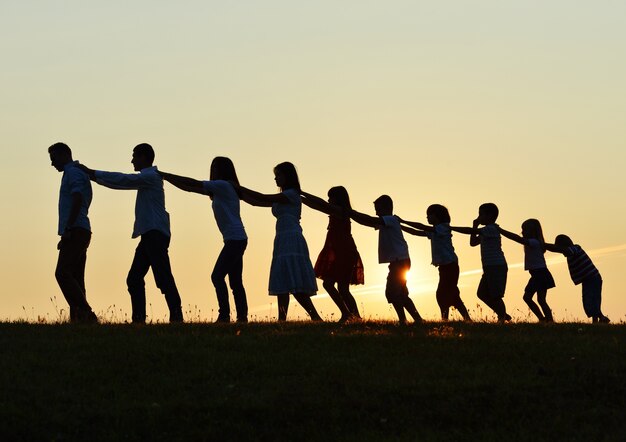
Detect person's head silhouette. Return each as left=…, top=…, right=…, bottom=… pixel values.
left=374, top=195, right=393, bottom=216
left=521, top=219, right=545, bottom=243
left=426, top=204, right=451, bottom=225
left=328, top=186, right=352, bottom=210
left=555, top=234, right=574, bottom=248
left=273, top=162, right=300, bottom=191
left=478, top=202, right=499, bottom=225
left=210, top=156, right=239, bottom=185
left=132, top=143, right=155, bottom=171
left=48, top=142, right=73, bottom=172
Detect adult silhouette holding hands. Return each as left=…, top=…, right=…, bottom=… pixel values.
left=235, top=162, right=322, bottom=321
left=80, top=144, right=183, bottom=324
left=159, top=157, right=249, bottom=323
left=48, top=142, right=98, bottom=323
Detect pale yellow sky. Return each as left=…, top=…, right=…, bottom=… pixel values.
left=1, top=1, right=625, bottom=322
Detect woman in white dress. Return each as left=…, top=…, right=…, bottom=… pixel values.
left=237, top=162, right=322, bottom=321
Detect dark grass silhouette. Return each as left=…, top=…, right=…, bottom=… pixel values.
left=1, top=321, right=624, bottom=441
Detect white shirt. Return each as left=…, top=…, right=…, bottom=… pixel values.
left=58, top=161, right=92, bottom=235
left=427, top=223, right=457, bottom=266
left=95, top=166, right=170, bottom=238
left=202, top=180, right=247, bottom=241
left=524, top=238, right=547, bottom=270
left=377, top=215, right=410, bottom=263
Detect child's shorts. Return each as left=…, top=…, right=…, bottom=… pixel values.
left=477, top=264, right=508, bottom=300
left=385, top=259, right=411, bottom=303
left=524, top=268, right=556, bottom=294
left=436, top=261, right=462, bottom=309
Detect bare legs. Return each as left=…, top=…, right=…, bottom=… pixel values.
left=277, top=294, right=290, bottom=321
left=323, top=280, right=361, bottom=322
left=392, top=298, right=422, bottom=325
left=536, top=291, right=553, bottom=322
left=441, top=303, right=471, bottom=322
left=524, top=290, right=553, bottom=322
left=437, top=263, right=471, bottom=321
left=454, top=303, right=471, bottom=321
left=277, top=293, right=323, bottom=321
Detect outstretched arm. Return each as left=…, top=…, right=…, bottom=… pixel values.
left=469, top=219, right=481, bottom=247
left=237, top=185, right=289, bottom=207
left=300, top=191, right=344, bottom=217
left=349, top=209, right=384, bottom=229
left=398, top=217, right=434, bottom=232
left=449, top=226, right=479, bottom=234
left=545, top=243, right=568, bottom=254
left=401, top=225, right=428, bottom=237
left=78, top=164, right=151, bottom=190
left=499, top=227, right=526, bottom=245
left=450, top=219, right=482, bottom=247
left=159, top=171, right=204, bottom=195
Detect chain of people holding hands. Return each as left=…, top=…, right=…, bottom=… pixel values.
left=48, top=142, right=610, bottom=325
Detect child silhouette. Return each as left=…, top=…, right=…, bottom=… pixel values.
left=400, top=204, right=471, bottom=321
left=451, top=203, right=510, bottom=322
left=546, top=234, right=610, bottom=323
left=350, top=195, right=422, bottom=324
left=500, top=219, right=555, bottom=322
left=301, top=187, right=364, bottom=322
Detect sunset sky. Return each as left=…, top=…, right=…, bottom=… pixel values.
left=2, top=1, right=625, bottom=322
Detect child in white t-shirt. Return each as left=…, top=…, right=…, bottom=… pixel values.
left=400, top=204, right=471, bottom=321
left=350, top=195, right=422, bottom=324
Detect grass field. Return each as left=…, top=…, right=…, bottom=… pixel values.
left=1, top=321, right=625, bottom=441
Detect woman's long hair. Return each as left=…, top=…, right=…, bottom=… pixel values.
left=208, top=156, right=241, bottom=198
left=328, top=186, right=352, bottom=214
left=210, top=156, right=239, bottom=185
left=274, top=162, right=300, bottom=191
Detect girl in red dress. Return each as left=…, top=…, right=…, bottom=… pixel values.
left=301, top=187, right=364, bottom=322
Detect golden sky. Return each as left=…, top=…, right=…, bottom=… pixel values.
left=2, top=1, right=625, bottom=322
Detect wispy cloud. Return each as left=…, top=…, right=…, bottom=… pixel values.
left=463, top=242, right=626, bottom=278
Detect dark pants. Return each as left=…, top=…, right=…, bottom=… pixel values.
left=385, top=259, right=422, bottom=323
left=436, top=262, right=461, bottom=309
left=437, top=262, right=470, bottom=320
left=211, top=239, right=248, bottom=321
left=385, top=259, right=411, bottom=303
left=55, top=228, right=97, bottom=322
left=477, top=264, right=509, bottom=319
left=127, top=230, right=183, bottom=323
left=582, top=275, right=603, bottom=318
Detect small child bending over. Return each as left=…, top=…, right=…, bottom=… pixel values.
left=350, top=195, right=422, bottom=324
left=399, top=204, right=471, bottom=321
left=546, top=234, right=610, bottom=323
